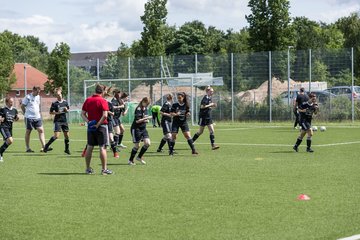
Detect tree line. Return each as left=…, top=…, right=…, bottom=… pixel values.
left=1, top=0, right=360, bottom=99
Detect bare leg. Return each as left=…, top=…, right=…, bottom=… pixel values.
left=25, top=129, right=32, bottom=150
left=99, top=146, right=107, bottom=170
left=85, top=145, right=94, bottom=169
left=37, top=127, right=45, bottom=148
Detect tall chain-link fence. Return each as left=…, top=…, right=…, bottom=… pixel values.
left=67, top=48, right=358, bottom=124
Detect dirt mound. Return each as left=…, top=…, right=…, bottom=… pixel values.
left=236, top=78, right=297, bottom=103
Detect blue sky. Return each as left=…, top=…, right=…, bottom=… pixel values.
left=0, top=0, right=359, bottom=52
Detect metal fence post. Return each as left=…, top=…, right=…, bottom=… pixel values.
left=309, top=49, right=312, bottom=92
left=160, top=56, right=163, bottom=106
left=191, top=76, right=195, bottom=126
left=67, top=59, right=70, bottom=105
left=269, top=51, right=272, bottom=123
left=351, top=47, right=354, bottom=123
left=128, top=57, right=131, bottom=123
left=97, top=58, right=100, bottom=80
left=231, top=53, right=234, bottom=123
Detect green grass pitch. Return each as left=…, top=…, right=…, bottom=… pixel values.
left=0, top=122, right=359, bottom=240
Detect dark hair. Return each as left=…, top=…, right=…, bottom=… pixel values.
left=166, top=94, right=173, bottom=101
left=95, top=84, right=104, bottom=94
left=177, top=92, right=190, bottom=111
left=300, top=87, right=305, bottom=93
left=33, top=86, right=41, bottom=91
left=308, top=93, right=316, bottom=98
left=137, top=97, right=150, bottom=108
left=120, top=92, right=128, bottom=99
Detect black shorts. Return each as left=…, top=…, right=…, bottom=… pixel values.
left=131, top=127, right=149, bottom=143
left=161, top=120, right=172, bottom=135
left=171, top=120, right=189, bottom=133
left=300, top=118, right=312, bottom=131
left=87, top=125, right=109, bottom=147
left=113, top=117, right=121, bottom=127
left=0, top=127, right=12, bottom=140
left=54, top=122, right=69, bottom=132
left=198, top=117, right=213, bottom=126
left=25, top=118, right=43, bottom=130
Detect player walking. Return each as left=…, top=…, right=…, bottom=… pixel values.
left=128, top=97, right=151, bottom=165
left=112, top=90, right=128, bottom=149
left=293, top=87, right=309, bottom=129
left=293, top=93, right=319, bottom=153
left=0, top=97, right=19, bottom=162
left=169, top=92, right=198, bottom=156
left=192, top=86, right=219, bottom=150
left=43, top=88, right=70, bottom=154
left=156, top=94, right=173, bottom=153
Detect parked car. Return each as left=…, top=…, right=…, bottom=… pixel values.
left=278, top=90, right=336, bottom=105
left=324, top=86, right=360, bottom=101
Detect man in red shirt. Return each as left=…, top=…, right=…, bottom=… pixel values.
left=81, top=84, right=113, bottom=175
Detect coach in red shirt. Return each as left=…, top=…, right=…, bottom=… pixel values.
left=81, top=84, right=112, bottom=175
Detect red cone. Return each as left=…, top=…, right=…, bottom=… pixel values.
left=297, top=194, right=311, bottom=201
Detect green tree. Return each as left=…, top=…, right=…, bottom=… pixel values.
left=69, top=66, right=94, bottom=105
left=45, top=42, right=71, bottom=94
left=336, top=13, right=360, bottom=81
left=246, top=0, right=293, bottom=52
left=223, top=28, right=250, bottom=53
left=138, top=0, right=168, bottom=56
left=0, top=38, right=16, bottom=96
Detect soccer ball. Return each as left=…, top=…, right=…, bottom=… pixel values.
left=312, top=126, right=318, bottom=131
left=320, top=126, right=326, bottom=132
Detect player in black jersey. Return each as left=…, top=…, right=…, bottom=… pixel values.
left=0, top=97, right=19, bottom=162
left=44, top=88, right=70, bottom=154
left=111, top=90, right=128, bottom=149
left=128, top=97, right=151, bottom=165
left=293, top=88, right=309, bottom=129
left=293, top=93, right=319, bottom=153
left=192, top=86, right=219, bottom=150
left=156, top=94, right=173, bottom=153
left=104, top=89, right=119, bottom=158
left=169, top=92, right=198, bottom=156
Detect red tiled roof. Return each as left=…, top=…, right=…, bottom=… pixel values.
left=12, top=63, right=49, bottom=90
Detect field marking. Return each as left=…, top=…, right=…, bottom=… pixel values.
left=12, top=138, right=360, bottom=148
left=338, top=234, right=360, bottom=240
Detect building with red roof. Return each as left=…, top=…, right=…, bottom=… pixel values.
left=8, top=63, right=57, bottom=118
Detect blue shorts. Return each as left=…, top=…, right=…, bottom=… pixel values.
left=25, top=118, right=43, bottom=130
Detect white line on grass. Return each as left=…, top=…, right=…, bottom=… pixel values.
left=12, top=138, right=360, bottom=148
left=338, top=234, right=360, bottom=240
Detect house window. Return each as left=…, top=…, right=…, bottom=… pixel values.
left=16, top=90, right=21, bottom=96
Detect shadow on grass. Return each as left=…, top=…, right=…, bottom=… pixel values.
left=38, top=173, right=86, bottom=176
left=269, top=151, right=297, bottom=154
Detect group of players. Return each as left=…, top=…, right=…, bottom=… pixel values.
left=0, top=83, right=318, bottom=173
left=80, top=84, right=219, bottom=174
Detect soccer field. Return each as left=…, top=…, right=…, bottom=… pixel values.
left=0, top=122, right=359, bottom=240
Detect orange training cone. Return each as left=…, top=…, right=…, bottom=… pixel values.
left=297, top=194, right=311, bottom=201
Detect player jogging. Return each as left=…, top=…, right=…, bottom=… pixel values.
left=293, top=93, right=319, bottom=153
left=43, top=88, right=70, bottom=154
left=128, top=97, right=151, bottom=165
left=105, top=88, right=119, bottom=158
left=112, top=90, right=128, bottom=149
left=0, top=97, right=19, bottom=162
left=156, top=94, right=173, bottom=153
left=192, top=86, right=219, bottom=150
left=169, top=92, right=198, bottom=156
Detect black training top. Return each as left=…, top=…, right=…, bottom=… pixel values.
left=160, top=101, right=172, bottom=123
left=111, top=98, right=122, bottom=118
left=50, top=100, right=69, bottom=123
left=199, top=95, right=212, bottom=119
left=0, top=107, right=18, bottom=129
left=171, top=102, right=189, bottom=123
left=107, top=101, right=114, bottom=121
left=131, top=106, right=148, bottom=129
left=299, top=101, right=317, bottom=121
left=296, top=94, right=309, bottom=107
